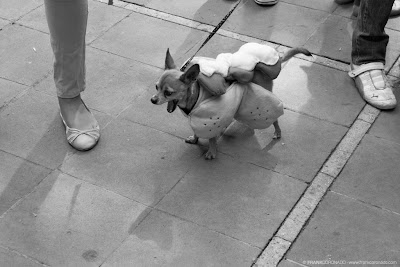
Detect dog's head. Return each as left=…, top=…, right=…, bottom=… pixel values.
left=151, top=49, right=200, bottom=113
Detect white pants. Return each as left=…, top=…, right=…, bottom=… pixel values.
left=44, top=0, right=88, bottom=98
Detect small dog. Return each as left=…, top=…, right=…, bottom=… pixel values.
left=151, top=45, right=311, bottom=159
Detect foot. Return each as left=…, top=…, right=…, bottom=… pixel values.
left=59, top=95, right=100, bottom=151
left=254, top=0, right=279, bottom=5
left=185, top=135, right=199, bottom=144
left=205, top=137, right=217, bottom=160
left=348, top=63, right=397, bottom=110
left=391, top=0, right=400, bottom=16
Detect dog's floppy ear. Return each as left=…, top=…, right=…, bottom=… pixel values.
left=165, top=48, right=176, bottom=70
left=180, top=64, right=200, bottom=84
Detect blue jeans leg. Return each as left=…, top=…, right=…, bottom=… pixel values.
left=352, top=0, right=394, bottom=65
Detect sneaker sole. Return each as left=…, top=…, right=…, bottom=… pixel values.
left=254, top=0, right=278, bottom=5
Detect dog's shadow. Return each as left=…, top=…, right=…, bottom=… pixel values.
left=215, top=120, right=281, bottom=167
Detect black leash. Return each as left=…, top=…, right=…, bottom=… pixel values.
left=180, top=0, right=242, bottom=71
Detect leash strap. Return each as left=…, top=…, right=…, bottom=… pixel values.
left=180, top=0, right=242, bottom=71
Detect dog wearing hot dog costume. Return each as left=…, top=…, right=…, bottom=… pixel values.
left=151, top=43, right=311, bottom=159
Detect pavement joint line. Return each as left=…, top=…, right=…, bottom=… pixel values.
left=254, top=104, right=380, bottom=267
left=96, top=0, right=129, bottom=8
left=0, top=245, right=49, bottom=267
left=282, top=106, right=352, bottom=128
left=285, top=259, right=309, bottom=267
left=277, top=45, right=350, bottom=72
left=248, top=160, right=310, bottom=186
left=154, top=207, right=261, bottom=249
left=330, top=190, right=400, bottom=217
left=124, top=3, right=202, bottom=29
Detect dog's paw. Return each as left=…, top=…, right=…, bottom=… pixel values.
left=205, top=150, right=217, bottom=160
left=273, top=131, right=281, bottom=139
left=185, top=135, right=198, bottom=144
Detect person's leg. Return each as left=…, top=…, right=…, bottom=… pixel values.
left=337, top=0, right=400, bottom=17
left=352, top=0, right=393, bottom=65
left=349, top=0, right=396, bottom=109
left=45, top=0, right=99, bottom=150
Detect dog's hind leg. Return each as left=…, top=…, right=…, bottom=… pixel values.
left=273, top=121, right=281, bottom=139
left=185, top=134, right=199, bottom=144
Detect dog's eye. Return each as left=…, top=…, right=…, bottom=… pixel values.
left=165, top=91, right=173, bottom=97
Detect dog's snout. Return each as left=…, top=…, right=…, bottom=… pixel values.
left=151, top=95, right=158, bottom=104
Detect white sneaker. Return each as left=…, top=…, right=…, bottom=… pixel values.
left=348, top=62, right=397, bottom=110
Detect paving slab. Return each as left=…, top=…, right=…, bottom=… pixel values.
left=332, top=134, right=400, bottom=214
left=281, top=0, right=338, bottom=13
left=368, top=86, right=400, bottom=145
left=91, top=11, right=208, bottom=68
left=0, top=150, right=51, bottom=216
left=60, top=118, right=204, bottom=206
left=332, top=2, right=355, bottom=18
left=286, top=192, right=400, bottom=263
left=0, top=170, right=150, bottom=266
left=0, top=90, right=111, bottom=169
left=0, top=24, right=52, bottom=86
left=222, top=0, right=329, bottom=48
left=217, top=109, right=347, bottom=182
left=103, top=209, right=260, bottom=267
left=118, top=0, right=150, bottom=6
left=195, top=33, right=246, bottom=59
left=0, top=78, right=28, bottom=109
left=384, top=28, right=400, bottom=70
left=304, top=14, right=353, bottom=63
left=157, top=153, right=307, bottom=247
left=306, top=14, right=400, bottom=69
left=0, top=0, right=42, bottom=21
left=0, top=17, right=8, bottom=28
left=38, top=47, right=160, bottom=116
left=386, top=15, right=400, bottom=32
left=389, top=58, right=400, bottom=77
left=0, top=247, right=43, bottom=267
left=273, top=57, right=365, bottom=127
left=130, top=0, right=239, bottom=26
left=18, top=0, right=132, bottom=43
left=278, top=259, right=304, bottom=267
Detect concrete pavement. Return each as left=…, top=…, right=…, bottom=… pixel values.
left=0, top=0, right=399, bottom=266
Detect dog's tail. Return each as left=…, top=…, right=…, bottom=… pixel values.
left=281, top=47, right=312, bottom=63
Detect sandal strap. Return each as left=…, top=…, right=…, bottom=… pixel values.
left=66, top=126, right=100, bottom=144
left=348, top=62, right=385, bottom=78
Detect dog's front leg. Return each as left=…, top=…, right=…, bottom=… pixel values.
left=273, top=121, right=281, bottom=139
left=205, top=137, right=217, bottom=160
left=185, top=134, right=199, bottom=144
